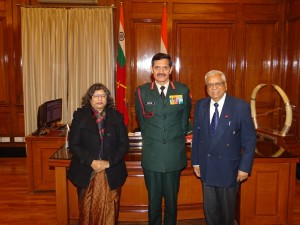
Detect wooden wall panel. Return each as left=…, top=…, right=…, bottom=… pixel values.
left=132, top=22, right=160, bottom=87
left=285, top=19, right=300, bottom=139
left=174, top=22, right=236, bottom=107
left=0, top=14, right=9, bottom=105
left=130, top=2, right=164, bottom=15
left=287, top=0, right=300, bottom=18
left=243, top=22, right=279, bottom=107
left=0, top=0, right=26, bottom=147
left=243, top=22, right=281, bottom=130
left=284, top=0, right=300, bottom=140
left=243, top=4, right=280, bottom=15
left=14, top=111, right=25, bottom=136
left=13, top=0, right=24, bottom=106
left=0, top=112, right=12, bottom=135
left=173, top=3, right=238, bottom=14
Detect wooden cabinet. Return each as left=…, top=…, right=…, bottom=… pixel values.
left=239, top=159, right=297, bottom=225
left=26, top=131, right=65, bottom=191
left=0, top=0, right=25, bottom=147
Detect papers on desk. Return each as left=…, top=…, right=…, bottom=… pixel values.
left=128, top=132, right=142, bottom=149
left=186, top=134, right=193, bottom=143
left=65, top=124, right=70, bottom=148
left=128, top=132, right=141, bottom=136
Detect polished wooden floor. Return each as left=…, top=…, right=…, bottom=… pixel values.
left=0, top=157, right=299, bottom=225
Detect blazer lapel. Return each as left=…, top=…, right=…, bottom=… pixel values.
left=209, top=96, right=233, bottom=148
left=216, top=98, right=233, bottom=136
left=203, top=100, right=211, bottom=139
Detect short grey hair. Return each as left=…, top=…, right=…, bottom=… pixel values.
left=204, top=70, right=227, bottom=84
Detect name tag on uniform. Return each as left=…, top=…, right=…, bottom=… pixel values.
left=169, top=95, right=183, bottom=105
left=146, top=101, right=155, bottom=105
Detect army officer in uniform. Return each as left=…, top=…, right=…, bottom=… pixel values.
left=135, top=53, right=192, bottom=225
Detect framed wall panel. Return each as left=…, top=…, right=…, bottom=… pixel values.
left=243, top=22, right=282, bottom=131
left=0, top=17, right=9, bottom=105
left=0, top=112, right=12, bottom=135
left=243, top=22, right=280, bottom=107
left=174, top=22, right=236, bottom=105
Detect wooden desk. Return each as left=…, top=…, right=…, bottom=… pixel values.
left=25, top=130, right=65, bottom=191
left=48, top=145, right=203, bottom=225
left=49, top=141, right=298, bottom=225
left=239, top=141, right=299, bottom=225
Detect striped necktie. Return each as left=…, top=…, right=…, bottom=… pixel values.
left=210, top=103, right=219, bottom=135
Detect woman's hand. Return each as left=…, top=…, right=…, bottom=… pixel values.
left=91, top=160, right=110, bottom=172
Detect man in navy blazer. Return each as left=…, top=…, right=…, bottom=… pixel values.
left=191, top=70, right=256, bottom=225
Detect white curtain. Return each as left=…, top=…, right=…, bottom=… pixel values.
left=67, top=8, right=114, bottom=122
left=21, top=8, right=68, bottom=136
left=21, top=7, right=114, bottom=135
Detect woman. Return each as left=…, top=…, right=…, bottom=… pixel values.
left=67, top=83, right=129, bottom=225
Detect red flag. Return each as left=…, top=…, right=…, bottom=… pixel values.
left=116, top=3, right=129, bottom=125
left=161, top=3, right=168, bottom=53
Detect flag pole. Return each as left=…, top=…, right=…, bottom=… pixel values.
left=161, top=2, right=168, bottom=53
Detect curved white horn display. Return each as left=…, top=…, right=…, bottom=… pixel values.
left=250, top=84, right=267, bottom=129
left=255, top=146, right=285, bottom=157
left=272, top=84, right=293, bottom=136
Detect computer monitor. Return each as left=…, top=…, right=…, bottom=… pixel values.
left=37, top=98, right=62, bottom=132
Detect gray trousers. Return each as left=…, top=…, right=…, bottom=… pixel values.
left=202, top=182, right=240, bottom=225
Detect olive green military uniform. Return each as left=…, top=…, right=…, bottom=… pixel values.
left=135, top=81, right=191, bottom=225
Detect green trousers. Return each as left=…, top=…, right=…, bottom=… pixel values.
left=143, top=169, right=181, bottom=225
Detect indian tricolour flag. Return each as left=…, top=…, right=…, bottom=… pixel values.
left=116, top=3, right=129, bottom=125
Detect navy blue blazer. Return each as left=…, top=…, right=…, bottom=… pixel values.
left=191, top=94, right=256, bottom=187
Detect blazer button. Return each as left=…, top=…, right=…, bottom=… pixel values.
left=162, top=140, right=166, bottom=144
left=207, top=154, right=211, bottom=157
left=162, top=129, right=166, bottom=132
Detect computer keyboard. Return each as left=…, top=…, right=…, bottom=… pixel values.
left=32, top=127, right=48, bottom=136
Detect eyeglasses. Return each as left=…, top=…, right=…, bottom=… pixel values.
left=206, top=82, right=225, bottom=88
left=92, top=94, right=107, bottom=99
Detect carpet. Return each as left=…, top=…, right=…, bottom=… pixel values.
left=0, top=147, right=26, bottom=157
